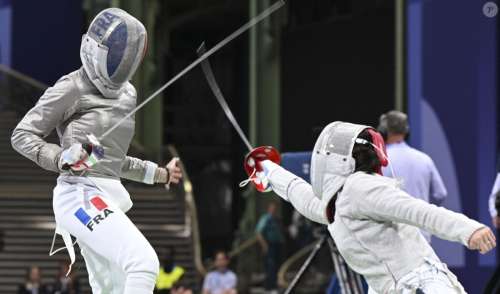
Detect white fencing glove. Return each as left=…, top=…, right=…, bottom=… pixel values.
left=59, top=143, right=93, bottom=171
left=58, top=134, right=104, bottom=172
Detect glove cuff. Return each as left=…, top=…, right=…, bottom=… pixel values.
left=153, top=167, right=170, bottom=184
left=143, top=161, right=158, bottom=184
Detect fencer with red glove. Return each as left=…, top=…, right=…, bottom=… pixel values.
left=243, top=121, right=495, bottom=293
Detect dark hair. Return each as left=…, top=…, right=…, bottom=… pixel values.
left=352, top=130, right=381, bottom=174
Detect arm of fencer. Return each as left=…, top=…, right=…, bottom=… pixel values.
left=488, top=173, right=500, bottom=218
left=11, top=76, right=80, bottom=172
left=353, top=177, right=484, bottom=247
left=263, top=160, right=329, bottom=225
left=120, top=156, right=158, bottom=184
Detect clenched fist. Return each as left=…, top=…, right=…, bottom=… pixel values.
left=154, top=157, right=183, bottom=189
left=468, top=227, right=496, bottom=254
left=166, top=157, right=182, bottom=185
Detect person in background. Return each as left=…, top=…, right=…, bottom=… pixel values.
left=485, top=167, right=500, bottom=294
left=18, top=266, right=48, bottom=294
left=256, top=201, right=284, bottom=294
left=288, top=210, right=314, bottom=251
left=0, top=229, right=4, bottom=252
left=155, top=247, right=191, bottom=294
left=202, top=251, right=237, bottom=294
left=49, top=261, right=80, bottom=294
left=378, top=110, right=447, bottom=243
left=488, top=172, right=500, bottom=228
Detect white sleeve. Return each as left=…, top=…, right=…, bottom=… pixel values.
left=352, top=177, right=484, bottom=247
left=263, top=160, right=329, bottom=225
left=489, top=173, right=500, bottom=218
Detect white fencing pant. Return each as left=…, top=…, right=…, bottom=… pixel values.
left=367, top=258, right=466, bottom=294
left=52, top=176, right=159, bottom=294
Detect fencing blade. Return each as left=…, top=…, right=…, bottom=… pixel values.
left=197, top=42, right=253, bottom=151
left=98, top=0, right=285, bottom=141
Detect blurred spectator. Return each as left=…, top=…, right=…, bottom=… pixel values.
left=288, top=210, right=314, bottom=250
left=378, top=110, right=447, bottom=242
left=0, top=229, right=4, bottom=252
left=155, top=247, right=191, bottom=294
left=256, top=202, right=284, bottom=293
left=48, top=261, right=80, bottom=294
left=202, top=250, right=237, bottom=294
left=485, top=171, right=500, bottom=294
left=18, top=266, right=48, bottom=294
left=488, top=172, right=500, bottom=228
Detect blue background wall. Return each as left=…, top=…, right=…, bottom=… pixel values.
left=1, top=0, right=83, bottom=85
left=408, top=0, right=498, bottom=290
left=0, top=0, right=12, bottom=67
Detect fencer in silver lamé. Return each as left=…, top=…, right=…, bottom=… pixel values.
left=11, top=68, right=156, bottom=183
left=11, top=7, right=155, bottom=183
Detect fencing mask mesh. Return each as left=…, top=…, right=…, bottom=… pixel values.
left=310, top=122, right=369, bottom=201
left=80, top=8, right=147, bottom=98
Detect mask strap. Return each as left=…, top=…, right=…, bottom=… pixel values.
left=355, top=138, right=397, bottom=178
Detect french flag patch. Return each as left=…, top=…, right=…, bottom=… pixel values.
left=74, top=196, right=114, bottom=231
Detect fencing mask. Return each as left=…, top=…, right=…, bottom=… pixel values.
left=80, top=8, right=147, bottom=98
left=310, top=122, right=388, bottom=205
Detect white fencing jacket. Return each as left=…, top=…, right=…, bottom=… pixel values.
left=264, top=161, right=483, bottom=293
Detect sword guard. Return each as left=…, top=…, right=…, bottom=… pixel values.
left=243, top=146, right=281, bottom=192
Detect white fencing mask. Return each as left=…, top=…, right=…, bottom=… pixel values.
left=310, top=122, right=369, bottom=203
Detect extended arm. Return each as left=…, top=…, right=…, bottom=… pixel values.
left=120, top=156, right=158, bottom=184
left=354, top=178, right=483, bottom=247
left=11, top=76, right=79, bottom=172
left=121, top=157, right=183, bottom=185
left=263, top=160, right=329, bottom=225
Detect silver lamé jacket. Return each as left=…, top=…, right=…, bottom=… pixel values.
left=11, top=68, right=156, bottom=183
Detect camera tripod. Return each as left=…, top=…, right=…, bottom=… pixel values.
left=284, top=234, right=365, bottom=294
